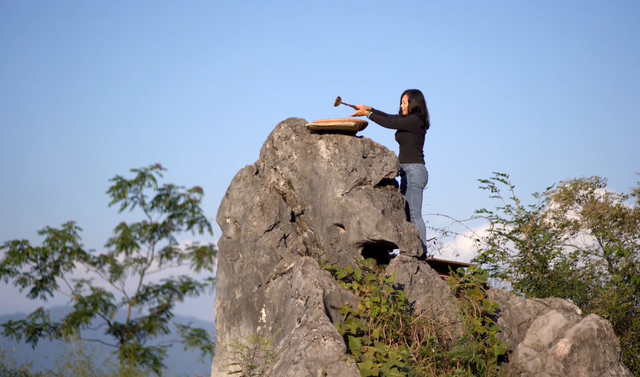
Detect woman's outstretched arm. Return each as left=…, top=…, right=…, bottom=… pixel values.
left=350, top=105, right=418, bottom=131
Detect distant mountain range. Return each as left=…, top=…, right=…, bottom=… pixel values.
left=0, top=307, right=215, bottom=377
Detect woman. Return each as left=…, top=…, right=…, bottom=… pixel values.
left=350, top=89, right=430, bottom=255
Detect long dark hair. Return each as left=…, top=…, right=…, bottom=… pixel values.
left=399, top=89, right=430, bottom=130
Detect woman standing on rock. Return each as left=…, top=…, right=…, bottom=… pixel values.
left=350, top=89, right=430, bottom=256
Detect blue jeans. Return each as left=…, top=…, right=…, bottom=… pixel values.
left=400, top=163, right=428, bottom=252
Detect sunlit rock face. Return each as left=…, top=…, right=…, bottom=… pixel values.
left=211, top=117, right=452, bottom=377
left=490, top=289, right=633, bottom=377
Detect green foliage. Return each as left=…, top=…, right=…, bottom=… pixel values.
left=0, top=340, right=175, bottom=377
left=323, top=259, right=507, bottom=377
left=325, top=259, right=412, bottom=377
left=473, top=172, right=580, bottom=298
left=227, top=332, right=285, bottom=377
left=38, top=336, right=131, bottom=377
left=445, top=266, right=507, bottom=376
left=0, top=349, right=44, bottom=377
left=0, top=164, right=217, bottom=376
left=473, top=172, right=640, bottom=376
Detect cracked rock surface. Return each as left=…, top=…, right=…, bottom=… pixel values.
left=211, top=118, right=457, bottom=376
left=490, top=289, right=632, bottom=376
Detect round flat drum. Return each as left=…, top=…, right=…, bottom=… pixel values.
left=305, top=118, right=368, bottom=133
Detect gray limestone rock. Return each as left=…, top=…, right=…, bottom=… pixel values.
left=212, top=118, right=431, bottom=377
left=489, top=289, right=583, bottom=353
left=489, top=289, right=632, bottom=376
left=541, top=314, right=633, bottom=377
left=386, top=255, right=462, bottom=341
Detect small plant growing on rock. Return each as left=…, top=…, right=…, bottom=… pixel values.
left=444, top=266, right=508, bottom=376
left=228, top=331, right=286, bottom=377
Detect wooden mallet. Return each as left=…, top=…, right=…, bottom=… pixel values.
left=334, top=96, right=357, bottom=110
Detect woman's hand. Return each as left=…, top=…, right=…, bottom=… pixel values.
left=350, top=105, right=372, bottom=117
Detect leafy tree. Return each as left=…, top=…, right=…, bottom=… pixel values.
left=472, top=172, right=640, bottom=375
left=0, top=164, right=217, bottom=376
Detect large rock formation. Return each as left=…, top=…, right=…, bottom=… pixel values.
left=211, top=117, right=632, bottom=377
left=212, top=118, right=458, bottom=376
left=490, top=290, right=632, bottom=377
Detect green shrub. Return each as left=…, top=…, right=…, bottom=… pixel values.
left=473, top=173, right=640, bottom=376
left=323, top=259, right=507, bottom=377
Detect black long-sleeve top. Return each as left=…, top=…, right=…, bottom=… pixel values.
left=368, top=108, right=426, bottom=164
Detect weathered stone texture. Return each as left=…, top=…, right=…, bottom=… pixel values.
left=490, top=289, right=632, bottom=376
left=211, top=118, right=457, bottom=376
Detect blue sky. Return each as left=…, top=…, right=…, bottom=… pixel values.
left=1, top=1, right=639, bottom=320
